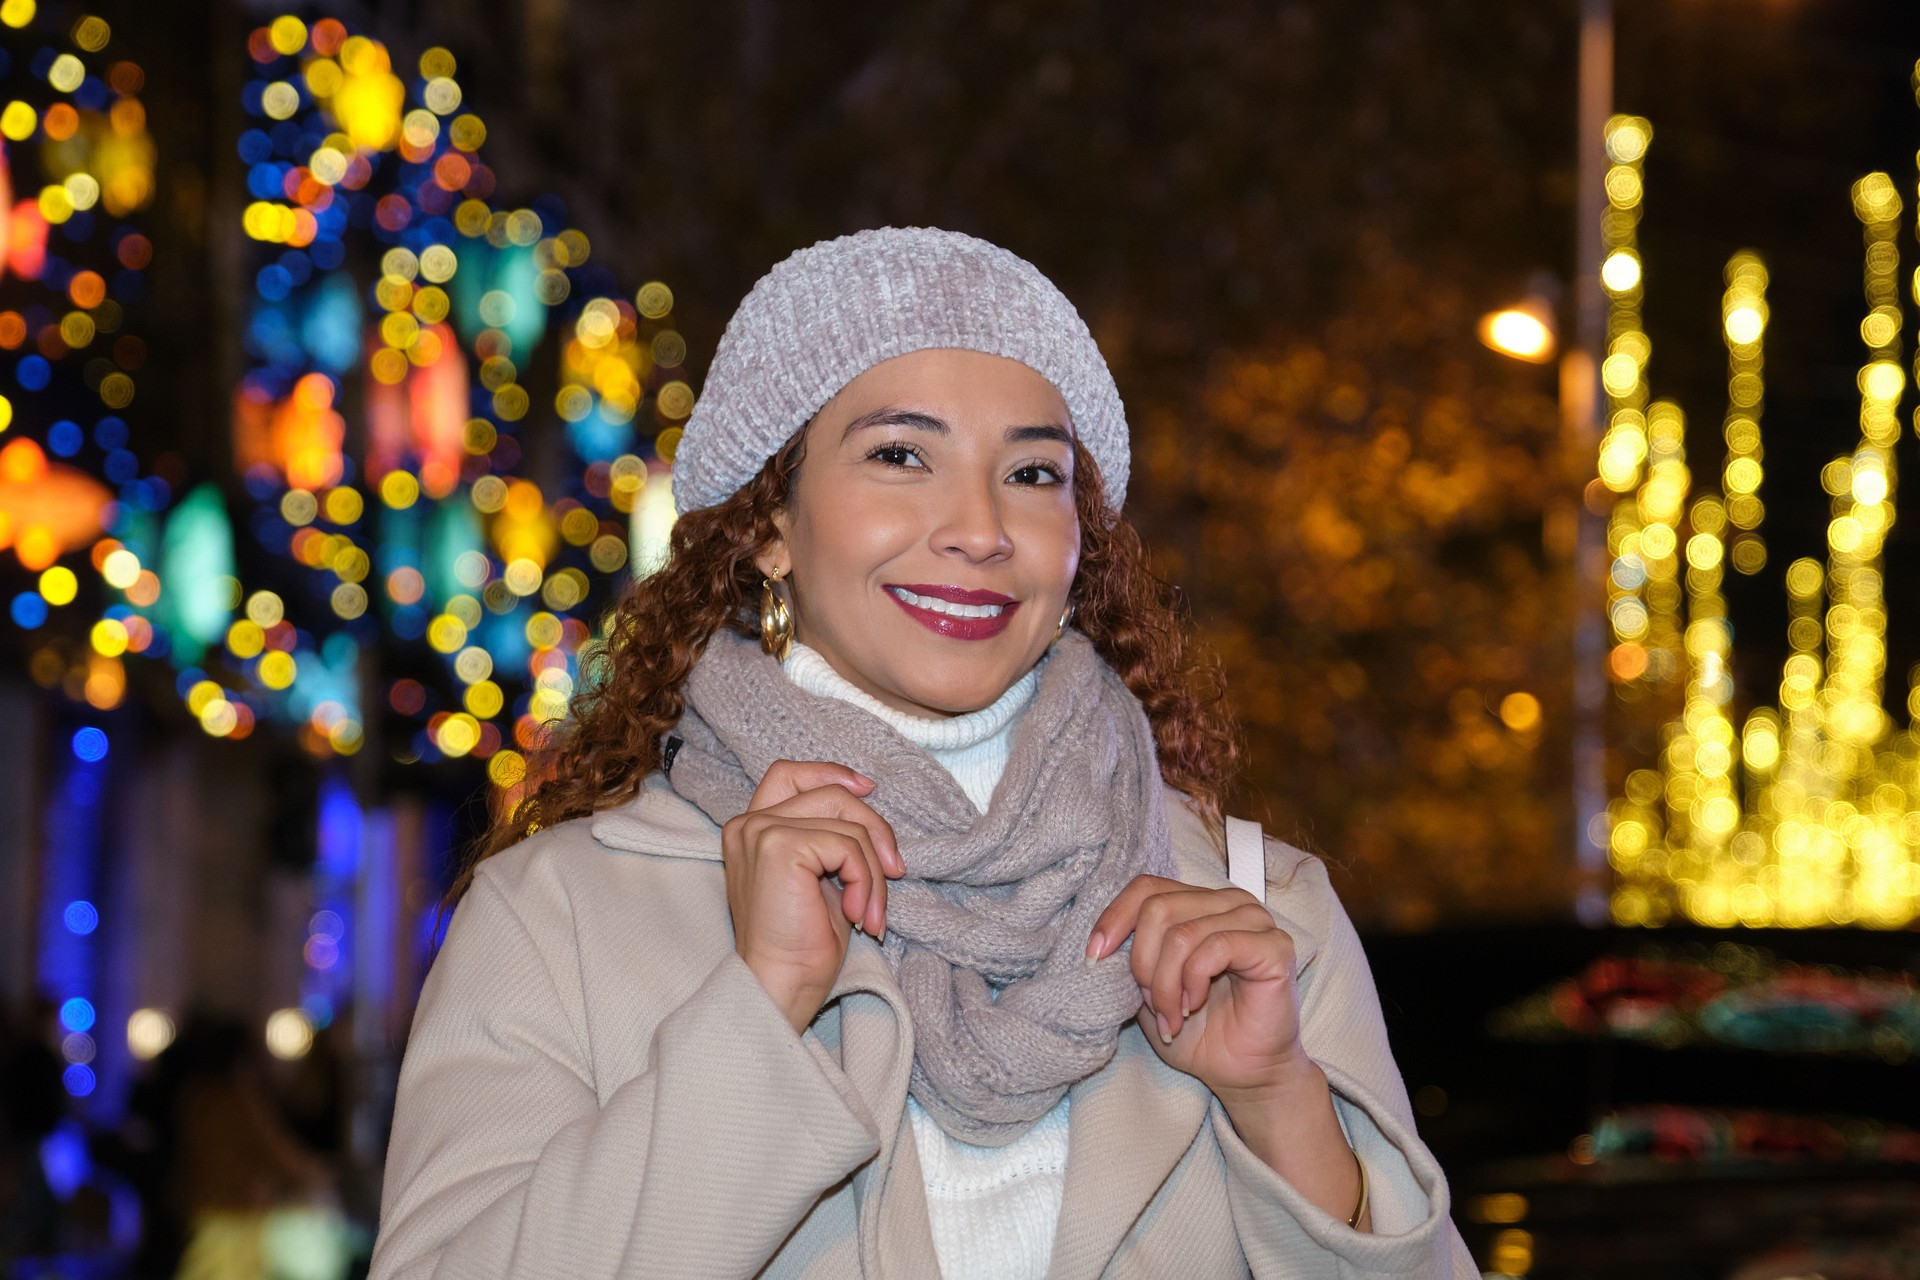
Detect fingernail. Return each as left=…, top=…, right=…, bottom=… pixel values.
left=1156, top=1014, right=1173, bottom=1044
left=1084, top=932, right=1104, bottom=963
left=1181, top=1003, right=1190, bottom=1019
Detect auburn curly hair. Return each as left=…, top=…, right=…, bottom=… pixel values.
left=452, top=431, right=1241, bottom=901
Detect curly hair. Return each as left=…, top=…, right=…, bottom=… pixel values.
left=451, top=431, right=1242, bottom=901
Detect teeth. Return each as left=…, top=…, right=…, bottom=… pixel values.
left=889, top=587, right=1005, bottom=619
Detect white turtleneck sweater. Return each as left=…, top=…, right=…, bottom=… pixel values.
left=781, top=643, right=1067, bottom=1280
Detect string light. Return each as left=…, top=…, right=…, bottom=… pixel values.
left=1608, top=135, right=1920, bottom=928
left=1720, top=253, right=1768, bottom=574
left=1598, top=115, right=1659, bottom=697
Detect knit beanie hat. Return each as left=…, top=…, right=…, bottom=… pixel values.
left=673, top=226, right=1131, bottom=513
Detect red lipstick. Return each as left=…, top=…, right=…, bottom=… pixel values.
left=884, top=583, right=1021, bottom=640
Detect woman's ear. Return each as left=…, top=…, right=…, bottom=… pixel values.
left=753, top=510, right=791, bottom=579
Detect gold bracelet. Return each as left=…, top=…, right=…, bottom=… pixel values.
left=1345, top=1149, right=1369, bottom=1229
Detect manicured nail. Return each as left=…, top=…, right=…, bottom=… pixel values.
left=1181, top=1003, right=1190, bottom=1019
left=1085, top=932, right=1104, bottom=963
left=1156, top=1014, right=1173, bottom=1044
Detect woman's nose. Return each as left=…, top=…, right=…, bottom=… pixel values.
left=930, top=480, right=1013, bottom=562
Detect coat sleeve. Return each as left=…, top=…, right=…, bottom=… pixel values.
left=1212, top=848, right=1481, bottom=1279
left=368, top=868, right=883, bottom=1280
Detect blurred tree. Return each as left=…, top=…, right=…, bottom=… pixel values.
left=1132, top=264, right=1568, bottom=928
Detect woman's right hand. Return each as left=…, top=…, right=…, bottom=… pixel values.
left=722, top=759, right=905, bottom=1034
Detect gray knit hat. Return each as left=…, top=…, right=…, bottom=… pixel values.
left=674, top=226, right=1130, bottom=512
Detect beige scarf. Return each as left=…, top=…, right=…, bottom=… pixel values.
left=667, top=627, right=1175, bottom=1146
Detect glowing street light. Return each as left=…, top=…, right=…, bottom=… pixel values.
left=1478, top=302, right=1557, bottom=363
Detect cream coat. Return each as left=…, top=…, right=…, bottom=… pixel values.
left=370, top=774, right=1479, bottom=1278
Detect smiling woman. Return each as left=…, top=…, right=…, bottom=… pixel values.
left=370, top=227, right=1476, bottom=1279
left=764, top=351, right=1082, bottom=715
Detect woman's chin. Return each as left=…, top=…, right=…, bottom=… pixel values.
left=885, top=661, right=1030, bottom=718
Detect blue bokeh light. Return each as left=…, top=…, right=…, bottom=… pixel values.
left=63, top=901, right=99, bottom=935
left=11, top=594, right=47, bottom=629
left=71, top=728, right=108, bottom=762
left=61, top=1064, right=96, bottom=1098
left=47, top=419, right=83, bottom=457
left=59, top=998, right=95, bottom=1033
left=16, top=354, right=51, bottom=390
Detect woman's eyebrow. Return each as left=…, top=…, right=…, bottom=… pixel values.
left=840, top=408, right=948, bottom=440
left=839, top=409, right=1072, bottom=446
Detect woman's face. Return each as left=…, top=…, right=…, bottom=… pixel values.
left=761, top=348, right=1081, bottom=717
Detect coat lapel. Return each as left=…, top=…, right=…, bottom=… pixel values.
left=594, top=779, right=945, bottom=1272
left=1046, top=1028, right=1212, bottom=1280
left=821, top=939, right=945, bottom=1278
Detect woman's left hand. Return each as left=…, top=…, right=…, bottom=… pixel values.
left=1086, top=875, right=1312, bottom=1098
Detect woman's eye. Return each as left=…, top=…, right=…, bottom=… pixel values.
left=1009, top=462, right=1066, bottom=486
left=867, top=443, right=926, bottom=469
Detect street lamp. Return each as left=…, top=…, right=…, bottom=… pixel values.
left=1477, top=298, right=1558, bottom=363
left=1475, top=1, right=1615, bottom=927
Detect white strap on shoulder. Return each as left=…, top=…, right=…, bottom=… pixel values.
left=1224, top=815, right=1267, bottom=904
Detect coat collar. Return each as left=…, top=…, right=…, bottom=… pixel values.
left=590, top=772, right=1255, bottom=1277
left=589, top=772, right=725, bottom=860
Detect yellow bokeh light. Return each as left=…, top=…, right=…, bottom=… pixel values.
left=186, top=680, right=222, bottom=716
left=39, top=566, right=77, bottom=606
left=268, top=15, right=307, bottom=55
left=1861, top=360, right=1904, bottom=402
left=436, top=713, right=481, bottom=758
left=330, top=582, right=367, bottom=620
left=280, top=489, right=318, bottom=526
left=258, top=650, right=297, bottom=690
left=90, top=618, right=127, bottom=658
left=264, top=1008, right=313, bottom=1061
left=1498, top=692, right=1541, bottom=732
left=226, top=620, right=265, bottom=659
left=1852, top=468, right=1888, bottom=506
left=525, top=611, right=563, bottom=651
left=1600, top=250, right=1642, bottom=293
left=380, top=470, right=421, bottom=509
left=0, top=100, right=35, bottom=140
left=198, top=698, right=237, bottom=737
left=502, top=558, right=543, bottom=596
left=426, top=615, right=468, bottom=654
left=47, top=53, right=84, bottom=93
left=261, top=81, right=301, bottom=121
left=127, top=1008, right=176, bottom=1061
left=488, top=750, right=527, bottom=788
left=1723, top=305, right=1765, bottom=345
left=1604, top=115, right=1651, bottom=164
left=464, top=680, right=504, bottom=719
left=454, top=645, right=493, bottom=684
left=246, top=590, right=284, bottom=627
left=101, top=548, right=141, bottom=589
left=324, top=487, right=364, bottom=525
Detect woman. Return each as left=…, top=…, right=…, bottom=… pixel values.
left=370, top=227, right=1476, bottom=1278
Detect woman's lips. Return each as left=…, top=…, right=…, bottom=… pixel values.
left=884, top=584, right=1021, bottom=640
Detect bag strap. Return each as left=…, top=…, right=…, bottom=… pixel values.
left=1224, top=815, right=1267, bottom=904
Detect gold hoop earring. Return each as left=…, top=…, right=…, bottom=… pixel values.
left=760, top=567, right=794, bottom=661
left=1053, top=601, right=1074, bottom=645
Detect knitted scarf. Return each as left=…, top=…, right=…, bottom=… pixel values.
left=666, top=627, right=1176, bottom=1146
